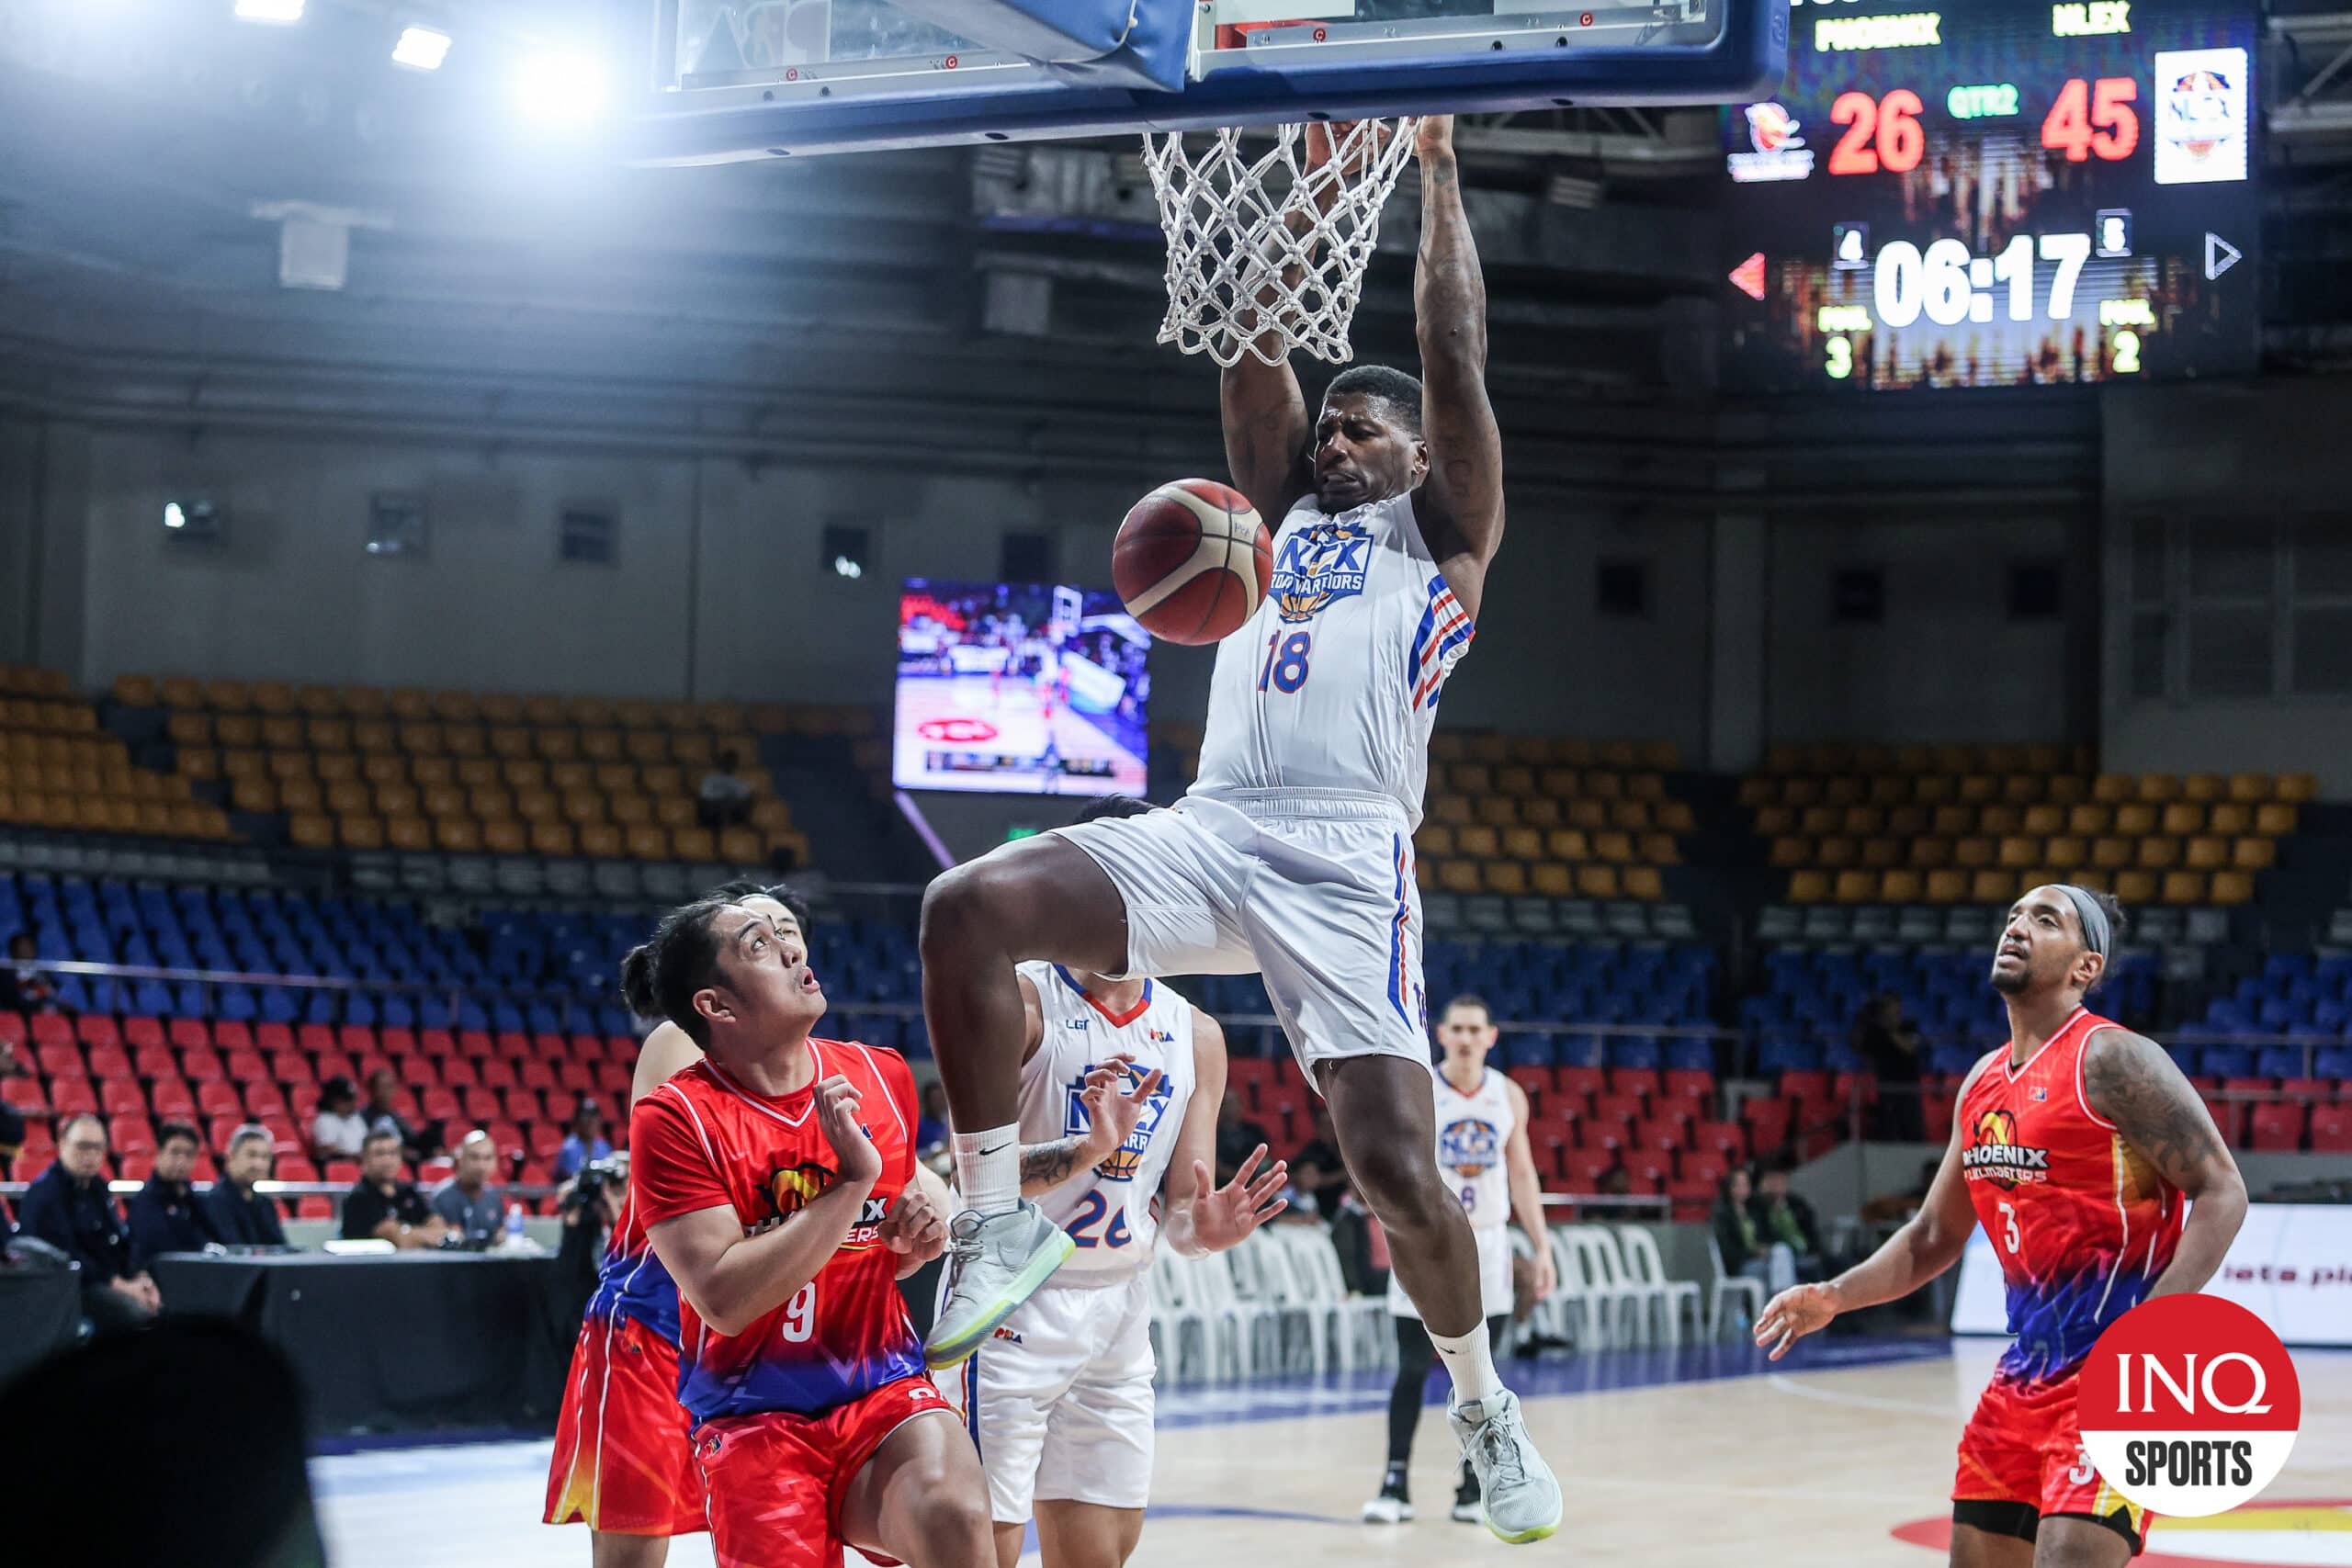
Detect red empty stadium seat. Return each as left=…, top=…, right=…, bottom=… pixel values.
left=31, top=1015, right=74, bottom=1048
left=417, top=1029, right=457, bottom=1059
left=132, top=1045, right=178, bottom=1080
left=225, top=1050, right=267, bottom=1082
left=605, top=1034, right=639, bottom=1061
left=298, top=1196, right=334, bottom=1220
left=190, top=1154, right=217, bottom=1182
left=543, top=1090, right=577, bottom=1123
left=324, top=1161, right=362, bottom=1184
left=277, top=1156, right=319, bottom=1182
left=7, top=1078, right=51, bottom=1114
left=86, top=1047, right=132, bottom=1081
left=181, top=1049, right=225, bottom=1082
left=2312, top=1105, right=2352, bottom=1152
left=254, top=1023, right=294, bottom=1052
left=101, top=1080, right=148, bottom=1117
left=1556, top=1066, right=1605, bottom=1100
left=520, top=1059, right=558, bottom=1092
left=1625, top=1149, right=1673, bottom=1185
left=119, top=1152, right=154, bottom=1182
left=1589, top=1094, right=1644, bottom=1126
left=461, top=1088, right=502, bottom=1123
left=1830, top=1071, right=1879, bottom=1107
left=1678, top=1149, right=1729, bottom=1187
left=488, top=1120, right=526, bottom=1153
left=123, top=1017, right=166, bottom=1050
left=168, top=1018, right=211, bottom=1050
left=1664, top=1068, right=1714, bottom=1101
left=2249, top=1102, right=2306, bottom=1153
left=298, top=1023, right=336, bottom=1055
left=2279, top=1077, right=2336, bottom=1102
left=1690, top=1120, right=1747, bottom=1160
left=76, top=1015, right=121, bottom=1049
left=198, top=1081, right=243, bottom=1117
left=422, top=1088, right=460, bottom=1120
left=443, top=1056, right=481, bottom=1089
left=1652, top=1094, right=1703, bottom=1130
left=288, top=1085, right=321, bottom=1120
left=339, top=1025, right=377, bottom=1055
left=568, top=1033, right=605, bottom=1063
left=1561, top=1150, right=1616, bottom=1189
left=1629, top=1120, right=1683, bottom=1154
left=480, top=1059, right=519, bottom=1091
left=502, top=1089, right=542, bottom=1123
left=417, top=1157, right=456, bottom=1186
left=208, top=1115, right=244, bottom=1150
left=1780, top=1070, right=1831, bottom=1103
left=558, top=1062, right=596, bottom=1094
left=2202, top=1098, right=2244, bottom=1146
left=530, top=1123, right=566, bottom=1159
left=246, top=1082, right=288, bottom=1117
left=214, top=1021, right=255, bottom=1051
left=0, top=1014, right=24, bottom=1048
left=1506, top=1066, right=1548, bottom=1113
left=1608, top=1068, right=1661, bottom=1100
left=529, top=1038, right=565, bottom=1071
left=35, top=1042, right=82, bottom=1077
left=1741, top=1097, right=1793, bottom=1156
left=268, top=1050, right=311, bottom=1084
left=151, top=1080, right=195, bottom=1116
left=458, top=1030, right=495, bottom=1060
left=1574, top=1121, right=1625, bottom=1152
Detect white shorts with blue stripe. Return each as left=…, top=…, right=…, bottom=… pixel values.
left=1050, top=788, right=1430, bottom=1081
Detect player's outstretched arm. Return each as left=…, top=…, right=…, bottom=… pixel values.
left=1221, top=350, right=1311, bottom=524
left=1160, top=1014, right=1288, bottom=1255
left=1501, top=1078, right=1557, bottom=1300
left=1756, top=1059, right=1986, bottom=1359
left=1412, top=116, right=1505, bottom=607
left=1019, top=1055, right=1162, bottom=1196
left=630, top=1021, right=704, bottom=1110
left=2082, top=1027, right=2247, bottom=1298
left=645, top=1076, right=881, bottom=1337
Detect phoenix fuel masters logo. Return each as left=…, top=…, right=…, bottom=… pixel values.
left=1962, top=1109, right=2051, bottom=1190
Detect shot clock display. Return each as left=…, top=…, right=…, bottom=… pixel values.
left=1722, top=0, right=2259, bottom=391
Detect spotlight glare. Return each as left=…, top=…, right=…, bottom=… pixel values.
left=514, top=51, right=608, bottom=128
left=391, top=27, right=452, bottom=72
left=233, top=0, right=306, bottom=23
left=164, top=502, right=187, bottom=531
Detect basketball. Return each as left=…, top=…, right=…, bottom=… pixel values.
left=1113, top=479, right=1272, bottom=646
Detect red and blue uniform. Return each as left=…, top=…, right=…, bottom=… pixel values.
left=1952, top=1007, right=2185, bottom=1551
left=544, top=1171, right=707, bottom=1537
left=630, top=1042, right=949, bottom=1568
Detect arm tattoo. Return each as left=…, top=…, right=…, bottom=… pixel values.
left=2083, top=1032, right=2231, bottom=1191
left=1022, top=1138, right=1084, bottom=1188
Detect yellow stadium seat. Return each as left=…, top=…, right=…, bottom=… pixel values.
left=1453, top=762, right=1493, bottom=795
left=2159, top=802, right=2205, bottom=836
left=534, top=728, right=579, bottom=762
left=1623, top=864, right=1666, bottom=899
left=1603, top=799, right=1650, bottom=832
left=2255, top=802, right=2298, bottom=836
left=323, top=781, right=370, bottom=816
left=1482, top=862, right=1527, bottom=896
left=1833, top=870, right=1878, bottom=902
left=1905, top=837, right=1953, bottom=869
left=718, top=826, right=763, bottom=865
left=314, top=754, right=358, bottom=786
left=1520, top=796, right=1561, bottom=829
left=1429, top=859, right=1473, bottom=895
left=515, top=696, right=561, bottom=729
left=481, top=819, right=526, bottom=855
left=336, top=815, right=384, bottom=851
left=2137, top=837, right=2182, bottom=870
left=443, top=726, right=486, bottom=758
left=2045, top=775, right=2088, bottom=807
left=385, top=817, right=432, bottom=852
left=2205, top=802, right=2250, bottom=836
left=111, top=675, right=158, bottom=708
left=1560, top=799, right=1605, bottom=831
left=1591, top=829, right=1635, bottom=863
left=2112, top=803, right=2158, bottom=837
left=2181, top=773, right=2223, bottom=803
left=641, top=764, right=684, bottom=796
left=1769, top=837, right=1812, bottom=870
left=342, top=687, right=387, bottom=718
left=1956, top=775, right=1997, bottom=806
left=650, top=796, right=695, bottom=830
left=1868, top=775, right=1909, bottom=807
left=1637, top=831, right=1678, bottom=865
left=570, top=822, right=617, bottom=859
left=2183, top=836, right=2227, bottom=872
left=1458, top=825, right=1500, bottom=860
left=362, top=755, right=408, bottom=788
left=1928, top=806, right=1973, bottom=837
left=1913, top=775, right=1955, bottom=806
left=396, top=722, right=444, bottom=755
left=1796, top=806, right=1838, bottom=838
left=2160, top=871, right=2206, bottom=905
left=2066, top=804, right=2112, bottom=837
left=2209, top=870, right=2255, bottom=905
left=288, top=812, right=334, bottom=849
left=165, top=713, right=212, bottom=747
left=266, top=751, right=311, bottom=783
left=1953, top=837, right=1996, bottom=869
left=1476, top=795, right=1519, bottom=829
left=523, top=821, right=571, bottom=858
left=369, top=783, right=416, bottom=818
left=256, top=716, right=300, bottom=750
left=580, top=729, right=623, bottom=763
left=278, top=778, right=322, bottom=812
left=452, top=758, right=497, bottom=791
left=2091, top=773, right=2133, bottom=804
left=388, top=689, right=433, bottom=722
left=1996, top=836, right=2039, bottom=870
left=1531, top=863, right=1573, bottom=897
left=2223, top=773, right=2270, bottom=804
left=1814, top=837, right=1855, bottom=870
left=1762, top=744, right=1804, bottom=773
left=497, top=759, right=546, bottom=792
left=2232, top=837, right=2276, bottom=871
left=2091, top=837, right=2134, bottom=871
left=2021, top=805, right=2065, bottom=836
left=1856, top=837, right=1901, bottom=871
left=214, top=715, right=260, bottom=750
left=612, top=824, right=661, bottom=860
left=486, top=726, right=530, bottom=760
left=352, top=720, right=397, bottom=753
left=1430, top=797, right=1473, bottom=829
left=1575, top=864, right=1622, bottom=899
left=1787, top=870, right=1830, bottom=903
left=1999, top=774, right=2040, bottom=806
left=1502, top=826, right=1543, bottom=861
left=1980, top=805, right=2024, bottom=838
left=2045, top=834, right=2087, bottom=870
left=2137, top=773, right=2181, bottom=803
left=305, top=720, right=350, bottom=754
left=1879, top=806, right=1924, bottom=839
left=1877, top=868, right=1921, bottom=902
left=294, top=684, right=342, bottom=717
left=231, top=778, right=278, bottom=814
left=419, top=784, right=463, bottom=818
left=155, top=676, right=202, bottom=710
left=1819, top=777, right=1862, bottom=809
left=202, top=680, right=251, bottom=712
left=1781, top=777, right=1822, bottom=808
left=1544, top=829, right=1588, bottom=862
left=1922, top=869, right=1969, bottom=904
left=175, top=748, right=220, bottom=782
left=514, top=790, right=560, bottom=825
left=607, top=795, right=651, bottom=829
left=1428, top=732, right=1466, bottom=762
left=1971, top=870, right=2019, bottom=904
left=1414, top=823, right=1453, bottom=859
left=1749, top=806, right=1792, bottom=838
left=468, top=787, right=514, bottom=822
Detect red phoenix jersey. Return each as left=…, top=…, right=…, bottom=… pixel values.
left=1958, top=1007, right=2186, bottom=1387
left=630, top=1041, right=925, bottom=1425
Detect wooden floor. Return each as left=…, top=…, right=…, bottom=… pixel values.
left=312, top=1337, right=2352, bottom=1567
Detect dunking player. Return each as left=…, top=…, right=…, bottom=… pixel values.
left=1363, top=993, right=1555, bottom=1528
left=956, top=795, right=1291, bottom=1568
left=1756, top=885, right=2248, bottom=1563
left=920, top=115, right=1563, bottom=1542
left=625, top=896, right=995, bottom=1568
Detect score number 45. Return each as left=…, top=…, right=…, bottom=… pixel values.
left=1829, top=78, right=2138, bottom=176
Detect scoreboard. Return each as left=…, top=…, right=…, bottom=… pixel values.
left=1721, top=0, right=2260, bottom=391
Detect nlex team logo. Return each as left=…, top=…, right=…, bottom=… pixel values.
left=1063, top=1060, right=1173, bottom=1181
left=1962, top=1108, right=2052, bottom=1190
left=1727, top=102, right=1815, bottom=184
left=2154, top=47, right=2250, bottom=185
left=1271, top=521, right=1373, bottom=624
left=1439, top=1115, right=1500, bottom=1179
left=2076, top=1294, right=2301, bottom=1517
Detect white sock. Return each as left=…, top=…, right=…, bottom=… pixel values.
left=1429, top=1321, right=1502, bottom=1409
left=953, top=1125, right=1022, bottom=1216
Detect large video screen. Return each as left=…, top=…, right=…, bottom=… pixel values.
left=1721, top=0, right=2260, bottom=391
left=893, top=581, right=1150, bottom=797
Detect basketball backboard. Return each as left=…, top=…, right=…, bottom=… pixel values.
left=626, top=0, right=1785, bottom=161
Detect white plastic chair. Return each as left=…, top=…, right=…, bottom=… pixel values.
left=1270, top=1224, right=1369, bottom=1371
left=1567, top=1225, right=1645, bottom=1347
left=1149, top=1248, right=1215, bottom=1382
left=1708, top=1235, right=1766, bottom=1340
left=1616, top=1225, right=1702, bottom=1345
left=1182, top=1247, right=1284, bottom=1380
left=1541, top=1224, right=1600, bottom=1350
left=1228, top=1230, right=1317, bottom=1373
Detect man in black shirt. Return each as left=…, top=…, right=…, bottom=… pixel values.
left=203, top=1123, right=289, bottom=1248
left=127, top=1121, right=217, bottom=1269
left=339, top=1130, right=447, bottom=1247
left=17, top=1114, right=159, bottom=1331
left=1213, top=1089, right=1274, bottom=1186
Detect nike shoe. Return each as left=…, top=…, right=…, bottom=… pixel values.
left=924, top=1202, right=1073, bottom=1371
left=1450, top=1390, right=1563, bottom=1545
left=1361, top=1483, right=1414, bottom=1524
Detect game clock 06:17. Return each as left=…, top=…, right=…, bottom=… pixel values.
left=1720, top=0, right=2261, bottom=393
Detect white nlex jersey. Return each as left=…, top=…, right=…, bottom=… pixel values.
left=1193, top=491, right=1473, bottom=825
left=1434, top=1064, right=1515, bottom=1232
left=1015, top=961, right=1196, bottom=1276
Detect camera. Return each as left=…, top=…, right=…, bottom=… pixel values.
left=561, top=1156, right=626, bottom=1213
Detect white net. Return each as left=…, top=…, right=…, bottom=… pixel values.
left=1141, top=118, right=1420, bottom=368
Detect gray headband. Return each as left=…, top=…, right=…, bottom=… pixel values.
left=2057, top=885, right=2110, bottom=961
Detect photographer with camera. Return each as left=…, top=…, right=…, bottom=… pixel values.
left=555, top=1152, right=628, bottom=1319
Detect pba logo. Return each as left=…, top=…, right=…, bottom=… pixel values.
left=1727, top=103, right=1815, bottom=184
left=1272, top=521, right=1373, bottom=624
left=2076, top=1293, right=2302, bottom=1517
left=1439, top=1115, right=1500, bottom=1179
left=2154, top=47, right=2251, bottom=185
left=1063, top=1060, right=1174, bottom=1181
left=1962, top=1108, right=2051, bottom=1190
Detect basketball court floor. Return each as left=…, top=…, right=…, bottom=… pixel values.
left=313, top=1335, right=2352, bottom=1567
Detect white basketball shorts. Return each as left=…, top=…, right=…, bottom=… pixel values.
left=1387, top=1222, right=1515, bottom=1321
left=946, top=1271, right=1157, bottom=1519
left=1051, top=789, right=1429, bottom=1078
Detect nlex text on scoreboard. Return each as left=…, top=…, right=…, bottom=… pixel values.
left=1722, top=0, right=2258, bottom=391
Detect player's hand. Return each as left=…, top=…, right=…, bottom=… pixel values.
left=1075, top=1057, right=1162, bottom=1168
left=1754, top=1281, right=1840, bottom=1360
left=1530, top=1240, right=1558, bottom=1301
left=1414, top=114, right=1454, bottom=161
left=1187, top=1146, right=1289, bottom=1252
left=879, top=1186, right=949, bottom=1274
left=1304, top=118, right=1397, bottom=179
left=815, top=1075, right=884, bottom=1188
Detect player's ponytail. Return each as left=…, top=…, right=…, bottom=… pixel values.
left=626, top=898, right=736, bottom=1045
left=618, top=942, right=660, bottom=1021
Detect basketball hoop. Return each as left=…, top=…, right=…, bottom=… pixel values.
left=1140, top=118, right=1420, bottom=368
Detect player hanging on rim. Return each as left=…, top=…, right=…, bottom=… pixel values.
left=952, top=795, right=1292, bottom=1568
left=920, top=115, right=1564, bottom=1543
left=543, top=878, right=797, bottom=1567
left=624, top=895, right=995, bottom=1568
left=1755, top=885, right=2248, bottom=1565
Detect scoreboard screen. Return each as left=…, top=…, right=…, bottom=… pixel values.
left=1721, top=0, right=2259, bottom=391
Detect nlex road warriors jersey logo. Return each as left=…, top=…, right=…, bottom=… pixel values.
left=1272, top=520, right=1373, bottom=624
left=1962, top=1108, right=2052, bottom=1190
left=1063, top=1060, right=1174, bottom=1181
left=1439, top=1116, right=1500, bottom=1179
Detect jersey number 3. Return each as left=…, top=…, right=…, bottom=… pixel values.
left=1257, top=631, right=1312, bottom=694
left=1067, top=1190, right=1133, bottom=1249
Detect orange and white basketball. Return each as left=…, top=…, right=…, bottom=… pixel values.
left=1113, top=479, right=1272, bottom=646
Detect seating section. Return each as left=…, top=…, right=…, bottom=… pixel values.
left=0, top=665, right=232, bottom=840
left=1744, top=741, right=2314, bottom=907
left=116, top=675, right=848, bottom=868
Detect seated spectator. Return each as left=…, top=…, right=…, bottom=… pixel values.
left=1214, top=1089, right=1272, bottom=1187
left=554, top=1099, right=613, bottom=1181
left=0, top=1032, right=28, bottom=1157
left=1750, top=1163, right=1824, bottom=1280
left=363, top=1066, right=444, bottom=1163
left=127, top=1121, right=218, bottom=1269
left=696, top=749, right=754, bottom=829
left=430, top=1129, right=506, bottom=1246
left=204, top=1124, right=289, bottom=1249
left=1287, top=1106, right=1346, bottom=1218
left=1712, top=1165, right=1795, bottom=1302
left=339, top=1130, right=447, bottom=1249
left=312, top=1076, right=368, bottom=1159
left=17, top=1113, right=159, bottom=1331
left=0, top=931, right=58, bottom=1014
left=915, top=1080, right=951, bottom=1158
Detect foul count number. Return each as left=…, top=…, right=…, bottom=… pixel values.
left=1828, top=89, right=1924, bottom=175
left=2041, top=76, right=2139, bottom=163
